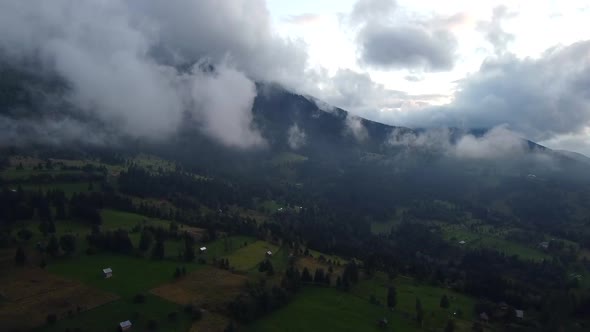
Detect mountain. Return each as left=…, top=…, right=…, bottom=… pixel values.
left=2, top=67, right=590, bottom=230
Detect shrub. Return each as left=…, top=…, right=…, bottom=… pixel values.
left=133, top=294, right=146, bottom=304
left=46, top=313, right=57, bottom=324
left=147, top=319, right=158, bottom=330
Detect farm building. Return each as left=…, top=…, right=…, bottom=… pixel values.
left=458, top=240, right=466, bottom=245
left=479, top=312, right=489, bottom=321
left=119, top=320, right=132, bottom=331
left=199, top=247, right=207, bottom=253
left=266, top=250, right=273, bottom=257
left=103, top=267, right=113, bottom=278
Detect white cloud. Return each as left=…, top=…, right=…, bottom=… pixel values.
left=287, top=123, right=306, bottom=149
left=345, top=114, right=369, bottom=141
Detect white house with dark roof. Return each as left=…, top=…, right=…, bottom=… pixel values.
left=103, top=267, right=113, bottom=278
left=119, top=320, right=132, bottom=330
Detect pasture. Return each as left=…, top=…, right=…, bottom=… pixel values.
left=101, top=209, right=171, bottom=231
left=36, top=295, right=190, bottom=332
left=47, top=254, right=202, bottom=299
left=243, top=286, right=421, bottom=332
left=352, top=273, right=476, bottom=331
left=224, top=240, right=279, bottom=271
left=151, top=266, right=247, bottom=311
left=0, top=266, right=117, bottom=331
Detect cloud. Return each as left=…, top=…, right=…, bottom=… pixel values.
left=345, top=115, right=369, bottom=141
left=390, top=41, right=590, bottom=145
left=347, top=0, right=458, bottom=72
left=454, top=125, right=526, bottom=159
left=349, top=0, right=397, bottom=25
left=386, top=125, right=527, bottom=159
left=188, top=62, right=264, bottom=148
left=477, top=5, right=517, bottom=55
left=307, top=69, right=445, bottom=123
left=283, top=13, right=323, bottom=25
left=357, top=24, right=457, bottom=71
left=287, top=123, right=306, bottom=150
left=386, top=127, right=452, bottom=152
left=0, top=0, right=307, bottom=148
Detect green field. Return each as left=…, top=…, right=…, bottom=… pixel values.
left=36, top=295, right=191, bottom=332
left=440, top=223, right=549, bottom=261
left=224, top=240, right=280, bottom=271
left=352, top=274, right=476, bottom=331
left=243, top=286, right=421, bottom=332
left=47, top=254, right=202, bottom=299
left=202, top=235, right=256, bottom=258
left=101, top=209, right=171, bottom=231
left=18, top=182, right=96, bottom=197
left=270, top=152, right=308, bottom=167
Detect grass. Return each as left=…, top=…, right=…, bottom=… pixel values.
left=36, top=295, right=191, bottom=332
left=352, top=273, right=476, bottom=331
left=224, top=240, right=279, bottom=271
left=243, top=286, right=421, bottom=332
left=19, top=182, right=96, bottom=197
left=101, top=209, right=171, bottom=231
left=47, top=253, right=202, bottom=299
left=436, top=221, right=550, bottom=262
left=151, top=266, right=247, bottom=310
left=270, top=152, right=308, bottom=167
left=0, top=266, right=118, bottom=331
left=202, top=235, right=256, bottom=259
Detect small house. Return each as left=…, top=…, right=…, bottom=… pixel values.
left=103, top=268, right=113, bottom=278
left=458, top=240, right=466, bottom=245
left=266, top=250, right=273, bottom=257
left=539, top=241, right=549, bottom=249
left=479, top=312, right=489, bottom=321
left=515, top=309, right=524, bottom=319
left=199, top=247, right=207, bottom=253
left=119, top=320, right=132, bottom=331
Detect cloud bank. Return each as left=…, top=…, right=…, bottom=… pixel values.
left=0, top=0, right=309, bottom=148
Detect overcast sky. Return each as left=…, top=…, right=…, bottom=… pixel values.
left=1, top=0, right=589, bottom=154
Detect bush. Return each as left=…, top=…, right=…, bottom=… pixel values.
left=46, top=313, right=57, bottom=324
left=168, top=311, right=178, bottom=321
left=184, top=304, right=194, bottom=314
left=133, top=294, right=146, bottom=304
left=147, top=319, right=158, bottom=330
left=192, top=309, right=203, bottom=321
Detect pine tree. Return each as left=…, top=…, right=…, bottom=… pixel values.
left=444, top=319, right=455, bottom=332
left=183, top=237, right=195, bottom=262
left=15, top=247, right=26, bottom=266
left=387, top=286, right=397, bottom=309
left=301, top=267, right=312, bottom=282
left=152, top=238, right=165, bottom=259
left=440, top=294, right=450, bottom=309
left=59, top=235, right=76, bottom=255
left=415, top=298, right=424, bottom=324
left=139, top=229, right=154, bottom=252
left=314, top=268, right=325, bottom=283
left=47, top=235, right=60, bottom=257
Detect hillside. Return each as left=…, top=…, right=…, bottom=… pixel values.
left=1, top=68, right=590, bottom=332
